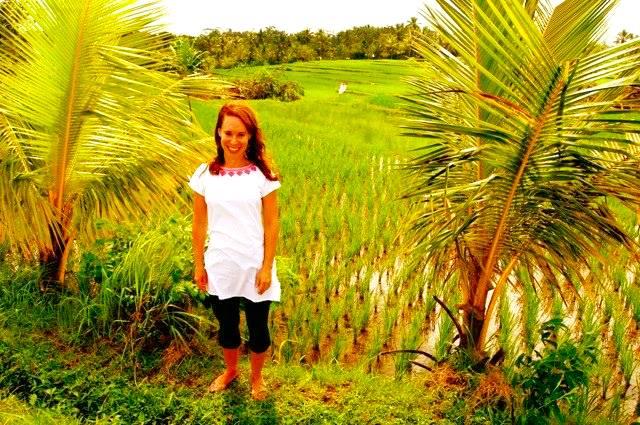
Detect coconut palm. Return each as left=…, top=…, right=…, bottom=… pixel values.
left=403, top=0, right=640, bottom=359
left=170, top=37, right=207, bottom=116
left=0, top=0, right=227, bottom=286
left=616, top=30, right=637, bottom=45
left=171, top=37, right=205, bottom=77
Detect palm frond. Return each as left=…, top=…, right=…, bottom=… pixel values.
left=405, top=0, right=640, bottom=351
left=0, top=0, right=228, bottom=253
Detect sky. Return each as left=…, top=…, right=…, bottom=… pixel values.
left=157, top=0, right=640, bottom=44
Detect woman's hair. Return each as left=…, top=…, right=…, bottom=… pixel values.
left=208, top=102, right=279, bottom=181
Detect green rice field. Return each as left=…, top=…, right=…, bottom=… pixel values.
left=196, top=59, right=431, bottom=371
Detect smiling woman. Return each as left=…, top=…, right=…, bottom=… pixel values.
left=219, top=116, right=250, bottom=162
left=190, top=102, right=281, bottom=401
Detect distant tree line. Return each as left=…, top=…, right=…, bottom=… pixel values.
left=185, top=18, right=444, bottom=69
left=178, top=23, right=638, bottom=71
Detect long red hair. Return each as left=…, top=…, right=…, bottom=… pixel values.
left=208, top=102, right=279, bottom=181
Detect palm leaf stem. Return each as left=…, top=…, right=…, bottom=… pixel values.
left=471, top=66, right=566, bottom=318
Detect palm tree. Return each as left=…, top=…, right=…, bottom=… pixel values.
left=403, top=0, right=640, bottom=360
left=616, top=29, right=637, bottom=44
left=171, top=37, right=205, bottom=77
left=170, top=37, right=207, bottom=115
left=0, top=0, right=227, bottom=287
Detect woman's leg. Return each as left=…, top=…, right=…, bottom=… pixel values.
left=244, top=299, right=271, bottom=399
left=209, top=296, right=241, bottom=391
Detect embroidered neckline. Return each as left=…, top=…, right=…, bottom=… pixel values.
left=220, top=164, right=257, bottom=176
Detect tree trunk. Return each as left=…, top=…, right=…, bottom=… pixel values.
left=458, top=258, right=488, bottom=358
left=38, top=220, right=71, bottom=289
left=461, top=307, right=486, bottom=358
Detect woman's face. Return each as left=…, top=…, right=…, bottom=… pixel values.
left=218, top=115, right=250, bottom=162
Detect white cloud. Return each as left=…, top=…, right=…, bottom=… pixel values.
left=157, top=0, right=640, bottom=44
left=157, top=0, right=424, bottom=34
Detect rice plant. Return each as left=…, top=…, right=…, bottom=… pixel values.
left=382, top=303, right=400, bottom=345
left=394, top=310, right=424, bottom=377
left=434, top=309, right=455, bottom=362
left=309, top=309, right=324, bottom=353
left=331, top=334, right=347, bottom=365
left=520, top=270, right=540, bottom=356
left=498, top=290, right=518, bottom=371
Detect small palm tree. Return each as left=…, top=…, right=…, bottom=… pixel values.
left=0, top=0, right=226, bottom=286
left=171, top=37, right=205, bottom=77
left=616, top=29, right=637, bottom=44
left=170, top=37, right=206, bottom=115
left=404, top=0, right=640, bottom=360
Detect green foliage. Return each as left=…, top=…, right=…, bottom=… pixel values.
left=233, top=70, right=304, bottom=101
left=394, top=310, right=424, bottom=376
left=77, top=219, right=137, bottom=285
left=0, top=339, right=223, bottom=423
left=193, top=21, right=425, bottom=69
left=0, top=393, right=79, bottom=424
left=512, top=319, right=598, bottom=423
left=0, top=265, right=54, bottom=330
left=171, top=37, right=204, bottom=76
left=497, top=290, right=517, bottom=370
left=87, top=216, right=205, bottom=354
left=434, top=310, right=455, bottom=362
left=2, top=215, right=207, bottom=361
left=520, top=272, right=540, bottom=356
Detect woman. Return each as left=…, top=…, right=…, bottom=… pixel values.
left=189, top=102, right=280, bottom=401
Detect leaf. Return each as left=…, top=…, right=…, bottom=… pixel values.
left=0, top=0, right=227, bottom=256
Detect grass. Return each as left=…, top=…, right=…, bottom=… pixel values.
left=214, top=59, right=418, bottom=101
left=0, top=325, right=454, bottom=424
left=0, top=395, right=79, bottom=425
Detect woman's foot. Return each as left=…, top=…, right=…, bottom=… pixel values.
left=250, top=377, right=267, bottom=401
left=208, top=370, right=238, bottom=392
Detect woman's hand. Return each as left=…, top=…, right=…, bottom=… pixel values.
left=194, top=265, right=208, bottom=292
left=255, top=267, right=272, bottom=295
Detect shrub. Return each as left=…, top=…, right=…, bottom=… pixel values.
left=512, top=318, right=598, bottom=423
left=60, top=216, right=207, bottom=356
left=233, top=70, right=303, bottom=101
left=96, top=216, right=205, bottom=354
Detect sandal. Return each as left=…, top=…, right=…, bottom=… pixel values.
left=208, top=372, right=238, bottom=392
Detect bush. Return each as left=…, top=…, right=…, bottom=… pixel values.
left=89, top=216, right=205, bottom=354
left=512, top=318, right=598, bottom=423
left=45, top=216, right=207, bottom=357
left=233, top=70, right=303, bottom=101
left=77, top=219, right=137, bottom=286
left=278, top=80, right=304, bottom=102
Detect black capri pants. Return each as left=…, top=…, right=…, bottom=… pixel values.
left=207, top=295, right=271, bottom=353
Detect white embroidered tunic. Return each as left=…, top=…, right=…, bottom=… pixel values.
left=189, top=163, right=281, bottom=302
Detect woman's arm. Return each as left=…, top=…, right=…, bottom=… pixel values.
left=192, top=193, right=208, bottom=291
left=256, top=190, right=279, bottom=294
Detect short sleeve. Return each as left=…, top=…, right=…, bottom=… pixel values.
left=188, top=163, right=208, bottom=196
left=261, top=177, right=281, bottom=198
